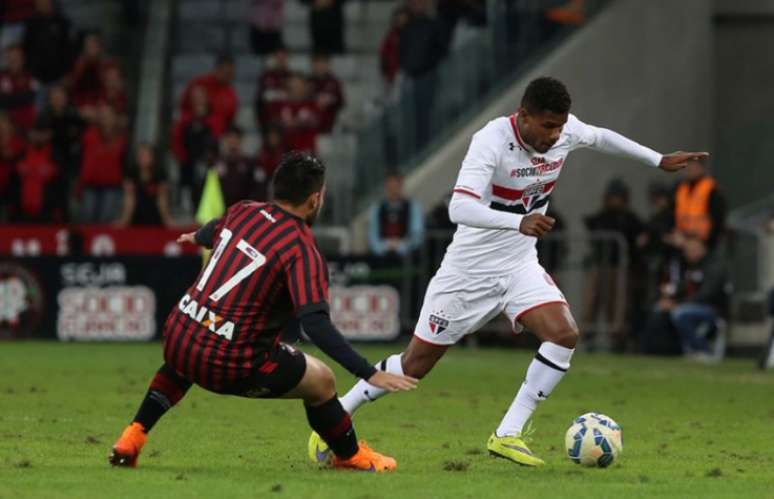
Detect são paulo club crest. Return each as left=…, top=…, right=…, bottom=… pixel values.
left=428, top=314, right=449, bottom=335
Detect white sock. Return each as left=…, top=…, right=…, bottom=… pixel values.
left=495, top=342, right=574, bottom=437
left=339, top=354, right=404, bottom=414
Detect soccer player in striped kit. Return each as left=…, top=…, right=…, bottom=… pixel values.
left=110, top=153, right=417, bottom=472
left=310, top=77, right=709, bottom=466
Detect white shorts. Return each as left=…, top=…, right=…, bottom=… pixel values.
left=414, top=259, right=567, bottom=346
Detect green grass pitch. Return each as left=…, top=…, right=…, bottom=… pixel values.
left=2, top=342, right=774, bottom=499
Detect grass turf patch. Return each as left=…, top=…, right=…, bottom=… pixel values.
left=1, top=342, right=774, bottom=498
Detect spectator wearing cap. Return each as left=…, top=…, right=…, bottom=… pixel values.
left=79, top=105, right=128, bottom=223
left=249, top=0, right=284, bottom=55
left=118, top=143, right=173, bottom=227
left=0, top=44, right=39, bottom=131
left=274, top=74, right=322, bottom=153
left=22, top=0, right=75, bottom=85
left=179, top=55, right=238, bottom=137
left=255, top=46, right=291, bottom=131
left=310, top=53, right=344, bottom=133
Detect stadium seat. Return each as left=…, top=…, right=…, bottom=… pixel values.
left=172, top=54, right=215, bottom=82
left=242, top=132, right=261, bottom=155
left=234, top=82, right=255, bottom=107
left=229, top=26, right=251, bottom=54
left=235, top=106, right=256, bottom=133
left=178, top=0, right=223, bottom=21
left=176, top=23, right=226, bottom=53
left=288, top=54, right=312, bottom=74
left=285, top=0, right=308, bottom=23
left=224, top=0, right=249, bottom=22
left=284, top=23, right=311, bottom=51
left=235, top=55, right=263, bottom=82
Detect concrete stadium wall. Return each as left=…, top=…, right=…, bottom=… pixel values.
left=713, top=2, right=774, bottom=208
left=351, top=0, right=714, bottom=250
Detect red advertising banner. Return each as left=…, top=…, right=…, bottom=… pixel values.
left=0, top=225, right=200, bottom=256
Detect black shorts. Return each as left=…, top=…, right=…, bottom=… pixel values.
left=223, top=343, right=307, bottom=399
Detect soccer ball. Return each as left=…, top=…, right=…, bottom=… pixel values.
left=564, top=412, right=623, bottom=467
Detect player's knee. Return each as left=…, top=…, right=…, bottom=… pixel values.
left=315, top=363, right=337, bottom=399
left=552, top=325, right=579, bottom=349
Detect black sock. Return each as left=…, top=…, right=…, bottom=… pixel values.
left=132, top=364, right=191, bottom=432
left=305, top=395, right=358, bottom=459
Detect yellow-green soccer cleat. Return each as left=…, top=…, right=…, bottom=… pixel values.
left=308, top=431, right=332, bottom=464
left=487, top=427, right=545, bottom=467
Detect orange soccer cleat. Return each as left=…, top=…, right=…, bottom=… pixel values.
left=109, top=422, right=147, bottom=468
left=332, top=441, right=397, bottom=472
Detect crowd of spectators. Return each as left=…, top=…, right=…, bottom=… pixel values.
left=578, top=161, right=729, bottom=360
left=0, top=0, right=135, bottom=225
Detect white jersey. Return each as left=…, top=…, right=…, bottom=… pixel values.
left=442, top=113, right=662, bottom=275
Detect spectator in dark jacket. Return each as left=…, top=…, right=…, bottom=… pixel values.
left=399, top=0, right=446, bottom=145
left=171, top=85, right=219, bottom=208
left=582, top=178, right=646, bottom=350
left=310, top=52, right=344, bottom=133
left=0, top=44, right=38, bottom=131
left=214, top=126, right=258, bottom=207
left=649, top=236, right=729, bottom=360
left=249, top=0, right=284, bottom=55
left=35, top=85, right=85, bottom=181
left=301, top=0, right=345, bottom=54
left=118, top=143, right=173, bottom=227
left=399, top=0, right=447, bottom=78
left=22, top=0, right=74, bottom=84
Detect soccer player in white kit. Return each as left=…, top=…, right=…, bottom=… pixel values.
left=309, top=77, right=709, bottom=466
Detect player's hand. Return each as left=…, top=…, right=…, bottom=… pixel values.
left=658, top=151, right=710, bottom=172
left=519, top=214, right=555, bottom=237
left=177, top=232, right=197, bottom=245
left=367, top=371, right=418, bottom=392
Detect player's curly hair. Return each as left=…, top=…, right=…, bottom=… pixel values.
left=272, top=152, right=326, bottom=205
left=521, top=77, right=572, bottom=115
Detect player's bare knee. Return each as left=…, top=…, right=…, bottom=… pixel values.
left=553, top=326, right=579, bottom=349
left=315, top=363, right=337, bottom=400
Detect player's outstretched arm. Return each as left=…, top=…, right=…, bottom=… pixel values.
left=176, top=218, right=222, bottom=249
left=658, top=151, right=710, bottom=172
left=300, top=310, right=418, bottom=392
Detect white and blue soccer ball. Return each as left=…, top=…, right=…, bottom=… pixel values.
left=564, top=412, right=623, bottom=467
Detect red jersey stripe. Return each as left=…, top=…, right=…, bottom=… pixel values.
left=453, top=188, right=481, bottom=199
left=510, top=114, right=529, bottom=150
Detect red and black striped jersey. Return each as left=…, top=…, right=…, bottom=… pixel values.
left=163, top=201, right=328, bottom=392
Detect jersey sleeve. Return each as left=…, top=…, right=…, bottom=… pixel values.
left=453, top=120, right=502, bottom=199
left=565, top=114, right=662, bottom=167
left=284, top=239, right=330, bottom=317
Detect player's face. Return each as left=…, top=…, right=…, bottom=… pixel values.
left=520, top=110, right=568, bottom=153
